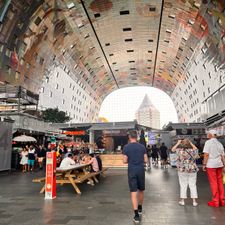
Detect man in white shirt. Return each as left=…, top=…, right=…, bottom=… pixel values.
left=60, top=154, right=76, bottom=168
left=203, top=129, right=225, bottom=208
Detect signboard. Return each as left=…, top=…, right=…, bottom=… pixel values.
left=176, top=135, right=205, bottom=140
left=103, top=130, right=127, bottom=136
left=63, top=130, right=85, bottom=136
left=45, top=152, right=56, bottom=200
left=176, top=129, right=192, bottom=135
left=50, top=136, right=56, bottom=143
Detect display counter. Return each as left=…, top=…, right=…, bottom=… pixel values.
left=100, top=154, right=127, bottom=168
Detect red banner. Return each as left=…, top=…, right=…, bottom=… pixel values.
left=45, top=152, right=56, bottom=199
left=63, top=130, right=85, bottom=136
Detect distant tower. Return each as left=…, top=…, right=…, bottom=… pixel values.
left=135, top=94, right=160, bottom=129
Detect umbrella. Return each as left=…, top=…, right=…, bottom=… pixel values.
left=13, top=135, right=37, bottom=142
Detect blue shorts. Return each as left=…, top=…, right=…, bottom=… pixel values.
left=128, top=167, right=145, bottom=192
left=28, top=159, right=35, bottom=166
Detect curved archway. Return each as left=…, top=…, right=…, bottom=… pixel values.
left=0, top=0, right=224, bottom=126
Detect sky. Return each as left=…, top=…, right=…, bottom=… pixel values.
left=98, top=86, right=178, bottom=128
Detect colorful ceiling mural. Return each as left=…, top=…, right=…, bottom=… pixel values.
left=0, top=0, right=225, bottom=99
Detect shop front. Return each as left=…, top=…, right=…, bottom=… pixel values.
left=59, top=121, right=152, bottom=167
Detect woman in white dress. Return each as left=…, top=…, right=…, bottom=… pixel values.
left=20, top=147, right=28, bottom=172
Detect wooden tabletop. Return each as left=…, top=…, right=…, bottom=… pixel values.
left=56, top=163, right=89, bottom=172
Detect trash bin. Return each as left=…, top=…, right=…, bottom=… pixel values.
left=11, top=151, right=21, bottom=170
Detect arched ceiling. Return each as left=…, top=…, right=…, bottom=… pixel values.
left=0, top=0, right=225, bottom=100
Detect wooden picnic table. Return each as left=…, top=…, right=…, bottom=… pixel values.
left=33, top=164, right=107, bottom=195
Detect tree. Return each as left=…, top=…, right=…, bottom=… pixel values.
left=139, top=129, right=146, bottom=147
left=42, top=108, right=71, bottom=123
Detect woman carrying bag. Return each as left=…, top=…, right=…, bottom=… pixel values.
left=172, top=139, right=199, bottom=207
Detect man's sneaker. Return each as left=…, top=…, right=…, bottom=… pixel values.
left=138, top=205, right=142, bottom=215
left=133, top=214, right=140, bottom=224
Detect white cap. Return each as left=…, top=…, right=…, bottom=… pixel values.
left=207, top=129, right=217, bottom=135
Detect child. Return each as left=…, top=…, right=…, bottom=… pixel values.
left=20, top=147, right=28, bottom=172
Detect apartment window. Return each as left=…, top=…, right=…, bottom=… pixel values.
left=34, top=17, right=42, bottom=26
left=62, top=88, right=64, bottom=94
left=55, top=83, right=59, bottom=89
left=94, top=13, right=100, bottom=18
left=123, top=27, right=132, bottom=31
left=50, top=91, right=52, bottom=97
left=120, top=10, right=130, bottom=15
left=62, top=99, right=65, bottom=104
left=208, top=72, right=211, bottom=79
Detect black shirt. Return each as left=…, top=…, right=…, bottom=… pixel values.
left=37, top=149, right=46, bottom=157
left=123, top=142, right=147, bottom=169
left=160, top=146, right=168, bottom=157
left=28, top=149, right=35, bottom=160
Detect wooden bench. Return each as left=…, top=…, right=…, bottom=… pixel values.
left=33, top=166, right=108, bottom=195
left=99, top=167, right=108, bottom=178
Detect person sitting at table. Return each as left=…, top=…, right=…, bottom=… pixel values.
left=80, top=153, right=91, bottom=164
left=59, top=153, right=76, bottom=168
left=88, top=153, right=99, bottom=173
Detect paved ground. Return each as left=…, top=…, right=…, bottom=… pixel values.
left=0, top=166, right=225, bottom=225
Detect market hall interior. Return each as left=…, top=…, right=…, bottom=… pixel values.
left=1, top=1, right=225, bottom=225
left=0, top=0, right=225, bottom=126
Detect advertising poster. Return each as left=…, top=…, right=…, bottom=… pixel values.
left=148, top=132, right=156, bottom=145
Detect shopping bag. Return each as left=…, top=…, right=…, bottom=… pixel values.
left=223, top=173, right=225, bottom=184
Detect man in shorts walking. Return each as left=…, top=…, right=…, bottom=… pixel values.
left=123, top=130, right=148, bottom=223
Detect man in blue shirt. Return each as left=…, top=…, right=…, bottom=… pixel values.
left=123, top=130, right=148, bottom=223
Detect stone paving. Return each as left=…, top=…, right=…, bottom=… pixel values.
left=0, top=166, right=225, bottom=225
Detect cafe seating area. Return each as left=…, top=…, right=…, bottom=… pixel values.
left=33, top=164, right=108, bottom=195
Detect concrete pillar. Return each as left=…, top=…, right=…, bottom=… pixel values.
left=89, top=130, right=95, bottom=153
